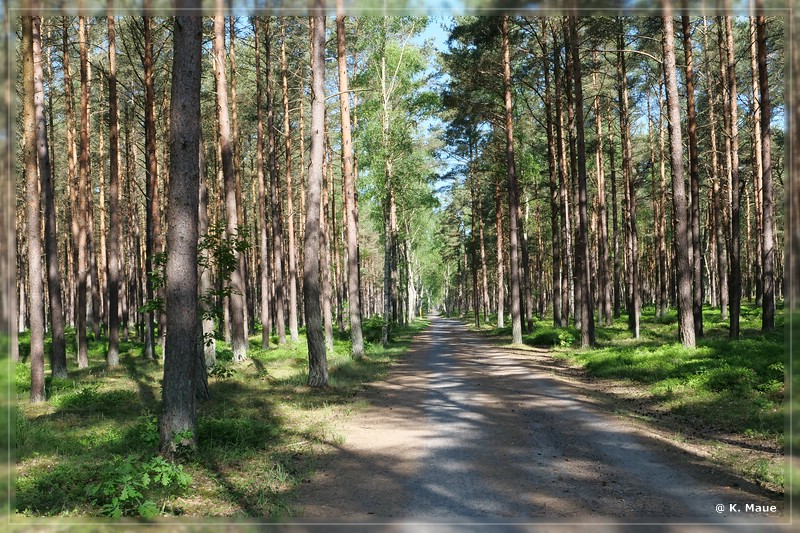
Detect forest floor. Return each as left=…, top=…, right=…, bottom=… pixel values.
left=290, top=313, right=786, bottom=525
left=13, top=317, right=430, bottom=520
left=12, top=305, right=789, bottom=525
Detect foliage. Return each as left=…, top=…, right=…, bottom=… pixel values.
left=528, top=326, right=578, bottom=347
left=85, top=454, right=192, bottom=518
left=208, top=364, right=236, bottom=379
left=138, top=252, right=167, bottom=315
left=198, top=222, right=251, bottom=346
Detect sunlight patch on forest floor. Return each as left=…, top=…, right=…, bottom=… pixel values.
left=13, top=318, right=430, bottom=518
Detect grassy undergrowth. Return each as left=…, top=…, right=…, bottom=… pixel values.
left=461, top=302, right=786, bottom=492
left=13, top=317, right=429, bottom=518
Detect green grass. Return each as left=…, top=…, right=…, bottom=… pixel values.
left=552, top=304, right=785, bottom=437
left=13, top=318, right=429, bottom=518
left=465, top=302, right=786, bottom=492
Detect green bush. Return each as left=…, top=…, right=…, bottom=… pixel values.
left=86, top=454, right=191, bottom=518
left=529, top=328, right=577, bottom=347
left=702, top=365, right=757, bottom=394
left=15, top=363, right=31, bottom=393
left=208, top=364, right=236, bottom=379
left=53, top=386, right=137, bottom=412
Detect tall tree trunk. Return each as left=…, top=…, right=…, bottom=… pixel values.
left=85, top=52, right=100, bottom=342
left=647, top=90, right=662, bottom=317
left=228, top=16, right=249, bottom=337
left=213, top=9, right=247, bottom=360
left=724, top=16, right=742, bottom=339
left=22, top=15, right=45, bottom=402
left=281, top=20, right=300, bottom=343
left=143, top=15, right=160, bottom=360
left=655, top=83, right=669, bottom=319
left=663, top=10, right=696, bottom=348
left=379, top=27, right=395, bottom=346
left=124, top=104, right=138, bottom=340
left=336, top=13, right=365, bottom=358
left=469, top=137, right=480, bottom=328
left=501, top=16, right=522, bottom=345
left=306, top=9, right=328, bottom=387
left=521, top=193, right=533, bottom=331
left=618, top=25, right=639, bottom=339
left=706, top=17, right=731, bottom=320
left=33, top=15, right=66, bottom=378
left=199, top=136, right=216, bottom=366
left=255, top=18, right=272, bottom=350
left=332, top=149, right=345, bottom=333
left=77, top=16, right=90, bottom=368
left=106, top=14, right=121, bottom=367
left=322, top=135, right=335, bottom=351
left=553, top=28, right=572, bottom=325
left=98, top=107, right=107, bottom=338
left=477, top=170, right=490, bottom=323
left=608, top=117, right=622, bottom=319
left=160, top=11, right=201, bottom=456
left=265, top=18, right=287, bottom=346
left=757, top=13, right=775, bottom=332
left=749, top=16, right=764, bottom=307
left=564, top=18, right=579, bottom=328
left=682, top=16, right=704, bottom=338
left=593, top=51, right=611, bottom=327
left=495, top=171, right=504, bottom=329
left=570, top=16, right=594, bottom=347
left=62, top=18, right=79, bottom=332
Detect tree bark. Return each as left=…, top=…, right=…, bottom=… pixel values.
left=160, top=12, right=202, bottom=455
left=306, top=9, right=328, bottom=387
left=553, top=27, right=572, bottom=325
left=322, top=134, right=335, bottom=351
left=608, top=117, right=622, bottom=319
left=569, top=16, right=594, bottom=347
left=682, top=16, right=704, bottom=338
left=477, top=169, right=490, bottom=324
left=213, top=9, right=247, bottom=360
left=469, top=137, right=481, bottom=328
left=62, top=18, right=79, bottom=332
left=77, top=16, right=90, bottom=368
left=33, top=15, right=66, bottom=378
left=749, top=17, right=764, bottom=307
left=228, top=16, right=249, bottom=337
left=593, top=50, right=611, bottom=327
left=281, top=20, right=300, bottom=343
left=495, top=171, right=504, bottom=329
left=705, top=16, right=728, bottom=319
left=265, top=18, right=287, bottom=346
left=501, top=16, right=522, bottom=345
left=198, top=135, right=216, bottom=366
left=757, top=13, right=775, bottom=332
left=618, top=25, right=639, bottom=339
left=106, top=14, right=121, bottom=367
left=255, top=18, right=272, bottom=350
left=143, top=15, right=160, bottom=360
left=724, top=16, right=742, bottom=339
left=663, top=10, right=696, bottom=348
left=336, top=13, right=365, bottom=358
left=656, top=83, right=670, bottom=319
left=22, top=15, right=45, bottom=402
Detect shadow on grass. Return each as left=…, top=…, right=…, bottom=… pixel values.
left=15, top=318, right=433, bottom=517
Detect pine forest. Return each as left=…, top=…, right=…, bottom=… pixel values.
left=6, top=1, right=796, bottom=520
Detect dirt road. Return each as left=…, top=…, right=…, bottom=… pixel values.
left=291, top=316, right=784, bottom=524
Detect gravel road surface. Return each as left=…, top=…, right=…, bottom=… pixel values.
left=291, top=315, right=784, bottom=528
